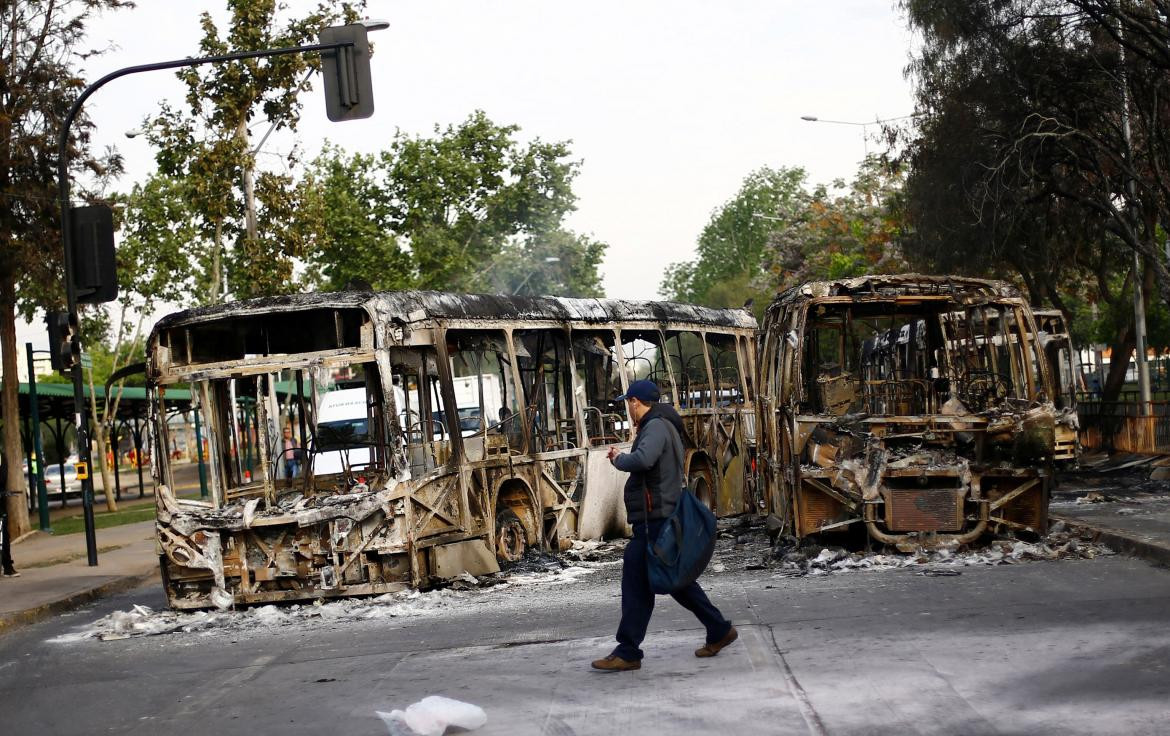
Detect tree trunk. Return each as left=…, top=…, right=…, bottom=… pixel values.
left=211, top=219, right=223, bottom=304
left=1101, top=324, right=1136, bottom=403
left=86, top=365, right=116, bottom=512
left=0, top=269, right=30, bottom=538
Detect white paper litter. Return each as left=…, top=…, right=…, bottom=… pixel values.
left=376, top=696, right=487, bottom=736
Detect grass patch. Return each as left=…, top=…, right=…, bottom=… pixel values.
left=52, top=506, right=156, bottom=536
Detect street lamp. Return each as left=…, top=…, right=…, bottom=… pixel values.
left=800, top=113, right=919, bottom=157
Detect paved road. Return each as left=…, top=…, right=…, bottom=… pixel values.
left=1, top=553, right=1168, bottom=735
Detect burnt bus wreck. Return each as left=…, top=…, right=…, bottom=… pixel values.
left=757, top=275, right=1073, bottom=550
left=146, top=291, right=757, bottom=609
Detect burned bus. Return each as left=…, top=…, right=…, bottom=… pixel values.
left=757, top=274, right=1074, bottom=550
left=145, top=291, right=757, bottom=608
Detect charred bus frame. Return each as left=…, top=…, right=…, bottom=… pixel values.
left=145, top=291, right=757, bottom=608
left=757, top=275, right=1073, bottom=549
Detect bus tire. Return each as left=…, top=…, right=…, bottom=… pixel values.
left=688, top=469, right=714, bottom=512
left=495, top=509, right=527, bottom=563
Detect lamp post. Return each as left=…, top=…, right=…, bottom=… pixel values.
left=800, top=113, right=919, bottom=158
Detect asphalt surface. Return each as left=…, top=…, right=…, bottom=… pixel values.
left=1, top=552, right=1168, bottom=735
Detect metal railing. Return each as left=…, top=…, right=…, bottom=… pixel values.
left=1077, top=399, right=1170, bottom=453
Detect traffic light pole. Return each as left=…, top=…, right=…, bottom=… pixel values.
left=57, top=40, right=355, bottom=567
left=25, top=344, right=50, bottom=532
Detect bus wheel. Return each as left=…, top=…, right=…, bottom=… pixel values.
left=688, top=470, right=714, bottom=512
left=495, top=509, right=527, bottom=562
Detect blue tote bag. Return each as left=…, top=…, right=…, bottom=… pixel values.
left=645, top=421, right=717, bottom=594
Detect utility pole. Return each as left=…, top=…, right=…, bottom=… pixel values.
left=1118, top=12, right=1153, bottom=407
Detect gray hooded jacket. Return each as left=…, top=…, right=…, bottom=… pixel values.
left=613, top=402, right=687, bottom=524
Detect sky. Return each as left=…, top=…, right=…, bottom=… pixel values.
left=16, top=0, right=917, bottom=352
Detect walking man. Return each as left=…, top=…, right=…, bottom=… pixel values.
left=591, top=380, right=736, bottom=672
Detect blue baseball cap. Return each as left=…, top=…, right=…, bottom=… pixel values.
left=616, top=379, right=660, bottom=403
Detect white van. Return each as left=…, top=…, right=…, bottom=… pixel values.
left=449, top=374, right=503, bottom=436
left=313, top=386, right=404, bottom=476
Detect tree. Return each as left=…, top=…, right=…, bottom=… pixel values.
left=144, top=0, right=364, bottom=305
left=382, top=111, right=581, bottom=292
left=301, top=112, right=604, bottom=296
left=0, top=0, right=132, bottom=537
left=299, top=145, right=410, bottom=292
left=760, top=157, right=909, bottom=294
left=661, top=167, right=807, bottom=309
left=488, top=229, right=608, bottom=297
left=69, top=174, right=199, bottom=507
left=897, top=0, right=1170, bottom=400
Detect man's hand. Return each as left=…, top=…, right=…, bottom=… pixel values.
left=606, top=446, right=620, bottom=463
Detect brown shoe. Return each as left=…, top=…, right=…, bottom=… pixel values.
left=591, top=654, right=641, bottom=672
left=695, top=625, right=738, bottom=657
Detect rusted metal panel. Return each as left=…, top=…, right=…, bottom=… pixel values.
left=759, top=274, right=1064, bottom=548
left=885, top=489, right=964, bottom=532
left=430, top=539, right=500, bottom=579
left=146, top=289, right=757, bottom=608
left=578, top=447, right=632, bottom=539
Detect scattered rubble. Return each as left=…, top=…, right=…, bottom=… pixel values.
left=563, top=538, right=626, bottom=562
left=48, top=553, right=608, bottom=643
left=708, top=516, right=1115, bottom=579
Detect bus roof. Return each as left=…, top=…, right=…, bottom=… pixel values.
left=768, top=273, right=1021, bottom=309
left=152, top=289, right=758, bottom=333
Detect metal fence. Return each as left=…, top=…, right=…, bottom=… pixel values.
left=1077, top=400, right=1170, bottom=454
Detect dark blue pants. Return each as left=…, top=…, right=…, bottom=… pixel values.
left=613, top=519, right=731, bottom=661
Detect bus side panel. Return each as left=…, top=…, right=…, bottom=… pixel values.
left=577, top=445, right=632, bottom=539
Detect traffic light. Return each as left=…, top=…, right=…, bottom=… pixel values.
left=320, top=24, right=374, bottom=122
left=70, top=204, right=118, bottom=304
left=45, top=311, right=75, bottom=373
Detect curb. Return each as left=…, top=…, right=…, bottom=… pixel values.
left=0, top=570, right=156, bottom=637
left=1051, top=514, right=1170, bottom=569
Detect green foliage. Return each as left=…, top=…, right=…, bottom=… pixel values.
left=760, top=157, right=908, bottom=295
left=300, top=146, right=414, bottom=292
left=664, top=161, right=907, bottom=313
left=142, top=0, right=365, bottom=305
left=113, top=175, right=199, bottom=308
left=0, top=0, right=132, bottom=318
left=301, top=112, right=607, bottom=297
left=662, top=167, right=806, bottom=308
left=488, top=229, right=608, bottom=298
left=383, top=111, right=580, bottom=291
left=1, top=0, right=135, bottom=531
left=899, top=0, right=1170, bottom=321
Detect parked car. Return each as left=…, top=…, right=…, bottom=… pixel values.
left=42, top=457, right=81, bottom=496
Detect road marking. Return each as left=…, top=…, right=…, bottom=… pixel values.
left=767, top=625, right=828, bottom=736
left=741, top=584, right=827, bottom=735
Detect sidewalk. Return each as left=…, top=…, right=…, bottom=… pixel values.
left=1050, top=453, right=1170, bottom=568
left=0, top=519, right=159, bottom=633
left=0, top=461, right=205, bottom=634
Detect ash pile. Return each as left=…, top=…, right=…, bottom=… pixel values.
left=707, top=516, right=1115, bottom=578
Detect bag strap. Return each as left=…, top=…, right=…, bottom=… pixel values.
left=642, top=416, right=686, bottom=538
left=663, top=419, right=685, bottom=487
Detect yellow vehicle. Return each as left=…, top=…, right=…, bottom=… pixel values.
left=757, top=275, right=1071, bottom=549
left=145, top=291, right=757, bottom=608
